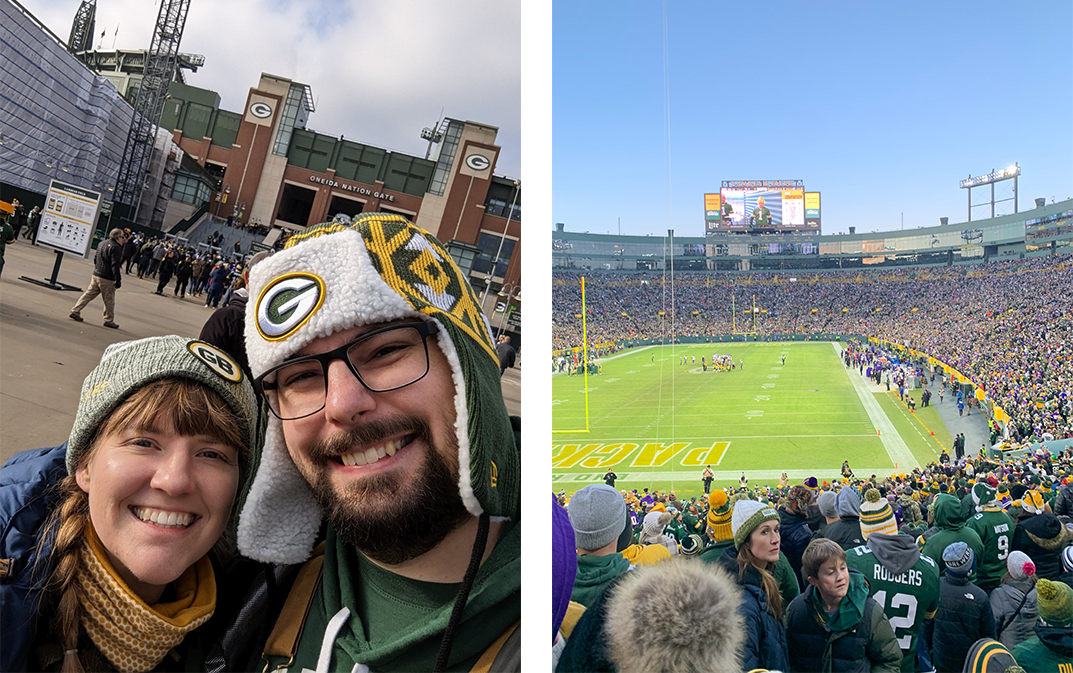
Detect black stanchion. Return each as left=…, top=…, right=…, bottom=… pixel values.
left=19, top=249, right=82, bottom=291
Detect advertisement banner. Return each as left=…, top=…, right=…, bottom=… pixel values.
left=36, top=180, right=102, bottom=258
left=805, top=191, right=821, bottom=230
left=704, top=193, right=722, bottom=232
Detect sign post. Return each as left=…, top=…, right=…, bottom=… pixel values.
left=19, top=180, right=103, bottom=291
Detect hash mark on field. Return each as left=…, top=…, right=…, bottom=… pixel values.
left=762, top=383, right=775, bottom=389
left=768, top=374, right=779, bottom=379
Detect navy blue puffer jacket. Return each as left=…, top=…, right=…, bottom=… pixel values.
left=717, top=547, right=790, bottom=672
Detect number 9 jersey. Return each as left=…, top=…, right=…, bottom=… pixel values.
left=966, top=507, right=1015, bottom=593
left=847, top=542, right=940, bottom=673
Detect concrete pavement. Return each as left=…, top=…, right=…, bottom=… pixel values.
left=0, top=240, right=520, bottom=464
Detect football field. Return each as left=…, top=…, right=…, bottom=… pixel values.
left=552, top=342, right=951, bottom=497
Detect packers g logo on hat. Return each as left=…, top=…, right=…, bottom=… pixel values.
left=256, top=273, right=325, bottom=341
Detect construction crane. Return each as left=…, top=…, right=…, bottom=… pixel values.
left=67, top=0, right=96, bottom=54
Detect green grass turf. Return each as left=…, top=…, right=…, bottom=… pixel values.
left=552, top=342, right=952, bottom=498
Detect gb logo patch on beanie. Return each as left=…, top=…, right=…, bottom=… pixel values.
left=256, top=273, right=325, bottom=341
left=188, top=341, right=243, bottom=382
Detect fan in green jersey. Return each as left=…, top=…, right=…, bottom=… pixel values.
left=967, top=483, right=1016, bottom=593
left=846, top=489, right=941, bottom=673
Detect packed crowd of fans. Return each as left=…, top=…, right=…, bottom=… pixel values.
left=553, top=451, right=1073, bottom=672
left=552, top=253, right=1073, bottom=447
left=121, top=232, right=249, bottom=307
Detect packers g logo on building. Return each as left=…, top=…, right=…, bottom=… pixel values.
left=187, top=340, right=243, bottom=382
left=256, top=273, right=326, bottom=341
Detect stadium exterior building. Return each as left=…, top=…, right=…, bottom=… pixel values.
left=1, top=3, right=521, bottom=327
left=552, top=199, right=1072, bottom=273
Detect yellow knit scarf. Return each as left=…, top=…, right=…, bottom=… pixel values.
left=75, top=523, right=216, bottom=672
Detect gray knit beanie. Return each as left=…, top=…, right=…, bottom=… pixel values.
left=568, top=485, right=627, bottom=551
left=238, top=214, right=518, bottom=564
left=67, top=335, right=259, bottom=475
left=817, top=491, right=838, bottom=519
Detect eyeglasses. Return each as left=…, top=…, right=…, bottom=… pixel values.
left=254, top=321, right=439, bottom=420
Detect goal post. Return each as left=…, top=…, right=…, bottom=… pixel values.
left=553, top=275, right=591, bottom=434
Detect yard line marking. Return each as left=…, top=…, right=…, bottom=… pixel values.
left=834, top=343, right=919, bottom=469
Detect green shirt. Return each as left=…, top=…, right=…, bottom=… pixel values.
left=273, top=519, right=520, bottom=673
left=965, top=508, right=1014, bottom=592
left=753, top=206, right=771, bottom=226
left=846, top=544, right=940, bottom=673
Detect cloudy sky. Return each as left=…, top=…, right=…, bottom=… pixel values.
left=23, top=0, right=521, bottom=177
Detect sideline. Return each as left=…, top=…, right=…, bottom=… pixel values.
left=832, top=343, right=919, bottom=469
left=553, top=468, right=894, bottom=483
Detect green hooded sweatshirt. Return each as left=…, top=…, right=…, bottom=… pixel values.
left=921, top=494, right=984, bottom=580
left=570, top=553, right=630, bottom=607
left=266, top=518, right=520, bottom=672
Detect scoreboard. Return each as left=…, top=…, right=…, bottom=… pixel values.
left=705, top=180, right=821, bottom=235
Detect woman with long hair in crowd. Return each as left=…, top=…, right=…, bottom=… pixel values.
left=716, top=499, right=790, bottom=671
left=0, top=336, right=258, bottom=672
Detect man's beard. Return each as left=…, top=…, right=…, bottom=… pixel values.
left=303, top=415, right=471, bottom=565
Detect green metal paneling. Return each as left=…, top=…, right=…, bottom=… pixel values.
left=381, top=153, right=434, bottom=197
left=334, top=141, right=385, bottom=184
left=210, top=111, right=241, bottom=148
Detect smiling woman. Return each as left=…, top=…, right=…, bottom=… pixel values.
left=0, top=336, right=258, bottom=673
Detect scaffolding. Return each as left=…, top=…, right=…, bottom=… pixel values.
left=67, top=0, right=95, bottom=54
left=112, top=0, right=192, bottom=215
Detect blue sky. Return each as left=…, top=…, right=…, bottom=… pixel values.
left=552, top=1, right=1073, bottom=236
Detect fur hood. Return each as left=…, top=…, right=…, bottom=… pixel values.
left=603, top=558, right=744, bottom=672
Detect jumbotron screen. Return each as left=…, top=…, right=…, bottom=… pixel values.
left=704, top=181, right=820, bottom=234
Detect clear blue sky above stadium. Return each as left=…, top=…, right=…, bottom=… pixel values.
left=552, top=1, right=1073, bottom=237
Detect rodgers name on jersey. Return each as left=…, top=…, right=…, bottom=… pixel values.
left=847, top=544, right=940, bottom=673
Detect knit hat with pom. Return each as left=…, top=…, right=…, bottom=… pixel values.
left=1022, top=490, right=1046, bottom=515
left=1036, top=579, right=1073, bottom=627
left=706, top=489, right=733, bottom=542
left=1006, top=551, right=1035, bottom=582
left=971, top=483, right=998, bottom=511
left=859, top=488, right=898, bottom=539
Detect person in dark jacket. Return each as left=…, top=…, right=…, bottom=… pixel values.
left=813, top=490, right=839, bottom=540
left=825, top=487, right=866, bottom=550
left=1009, top=578, right=1073, bottom=672
left=1053, top=481, right=1073, bottom=517
left=198, top=252, right=269, bottom=380
left=154, top=248, right=178, bottom=294
left=716, top=499, right=790, bottom=672
left=1013, top=491, right=1073, bottom=580
left=174, top=254, right=193, bottom=297
left=785, top=539, right=902, bottom=673
left=0, top=335, right=258, bottom=673
left=780, top=485, right=814, bottom=590
left=69, top=228, right=125, bottom=328
left=496, top=335, right=517, bottom=376
left=926, top=543, right=996, bottom=673
left=205, top=261, right=229, bottom=308
left=122, top=234, right=138, bottom=273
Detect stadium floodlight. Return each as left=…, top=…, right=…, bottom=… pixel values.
left=960, top=163, right=1019, bottom=189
